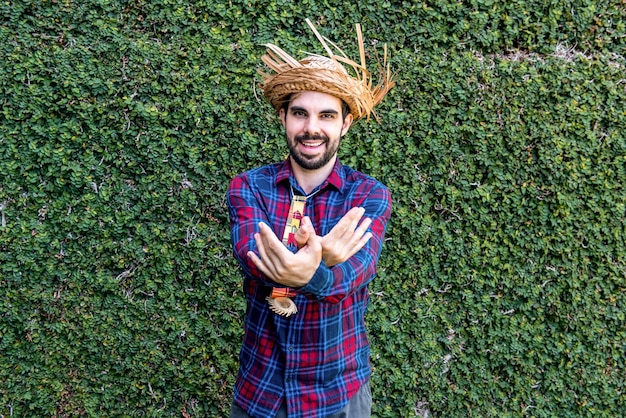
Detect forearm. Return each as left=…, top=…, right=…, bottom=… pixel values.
left=301, top=184, right=391, bottom=302
left=227, top=175, right=276, bottom=284
left=301, top=248, right=379, bottom=303
left=300, top=223, right=386, bottom=303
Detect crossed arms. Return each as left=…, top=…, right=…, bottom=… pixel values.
left=248, top=207, right=372, bottom=288
left=227, top=174, right=392, bottom=303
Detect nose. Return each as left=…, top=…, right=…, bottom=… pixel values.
left=303, top=115, right=320, bottom=136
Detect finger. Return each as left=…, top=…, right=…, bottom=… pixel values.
left=252, top=231, right=279, bottom=279
left=337, top=230, right=372, bottom=263
left=247, top=249, right=275, bottom=280
left=298, top=229, right=323, bottom=260
left=341, top=207, right=365, bottom=233
left=254, top=229, right=270, bottom=260
left=248, top=236, right=280, bottom=280
left=352, top=217, right=372, bottom=242
left=352, top=231, right=373, bottom=254
left=295, top=216, right=315, bottom=248
left=255, top=223, right=289, bottom=277
left=328, top=207, right=365, bottom=240
left=257, top=222, right=284, bottom=254
left=295, top=229, right=309, bottom=249
left=301, top=216, right=317, bottom=235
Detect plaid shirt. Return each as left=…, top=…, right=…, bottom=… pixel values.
left=226, top=158, right=392, bottom=418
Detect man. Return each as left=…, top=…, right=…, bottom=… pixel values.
left=227, top=19, right=395, bottom=418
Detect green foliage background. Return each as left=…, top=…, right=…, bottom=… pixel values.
left=1, top=0, right=624, bottom=416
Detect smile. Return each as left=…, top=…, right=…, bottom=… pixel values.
left=296, top=134, right=328, bottom=150
left=299, top=140, right=325, bottom=148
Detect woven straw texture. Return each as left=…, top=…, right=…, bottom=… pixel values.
left=258, top=19, right=395, bottom=122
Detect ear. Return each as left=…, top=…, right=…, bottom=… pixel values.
left=279, top=108, right=287, bottom=129
left=341, top=113, right=354, bottom=137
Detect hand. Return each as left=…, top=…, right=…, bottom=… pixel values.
left=248, top=221, right=322, bottom=288
left=321, top=207, right=372, bottom=267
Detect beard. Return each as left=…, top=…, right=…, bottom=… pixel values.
left=287, top=133, right=341, bottom=170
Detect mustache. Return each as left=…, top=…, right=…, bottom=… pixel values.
left=295, top=133, right=328, bottom=142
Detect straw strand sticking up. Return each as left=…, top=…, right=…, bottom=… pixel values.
left=258, top=19, right=395, bottom=122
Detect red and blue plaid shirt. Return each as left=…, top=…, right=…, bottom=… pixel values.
left=226, top=158, right=392, bottom=418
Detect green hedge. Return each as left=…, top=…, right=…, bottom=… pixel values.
left=1, top=1, right=624, bottom=416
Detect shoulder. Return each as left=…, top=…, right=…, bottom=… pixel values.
left=228, top=162, right=282, bottom=192
left=340, top=164, right=391, bottom=198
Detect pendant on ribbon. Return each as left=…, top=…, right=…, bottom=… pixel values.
left=266, top=287, right=298, bottom=317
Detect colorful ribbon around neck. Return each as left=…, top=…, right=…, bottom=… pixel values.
left=266, top=193, right=307, bottom=317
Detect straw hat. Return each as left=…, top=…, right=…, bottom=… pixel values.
left=258, top=19, right=395, bottom=122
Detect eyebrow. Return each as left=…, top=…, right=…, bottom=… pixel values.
left=289, top=106, right=339, bottom=115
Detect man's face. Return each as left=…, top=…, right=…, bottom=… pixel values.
left=280, top=91, right=353, bottom=171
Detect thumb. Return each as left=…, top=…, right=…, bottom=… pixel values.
left=295, top=216, right=316, bottom=248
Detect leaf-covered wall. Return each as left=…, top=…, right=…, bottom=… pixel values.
left=1, top=1, right=624, bottom=416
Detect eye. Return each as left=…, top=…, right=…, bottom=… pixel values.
left=321, top=113, right=337, bottom=119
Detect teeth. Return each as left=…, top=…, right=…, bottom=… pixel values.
left=302, top=141, right=323, bottom=147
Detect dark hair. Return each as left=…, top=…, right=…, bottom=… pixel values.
left=281, top=94, right=351, bottom=121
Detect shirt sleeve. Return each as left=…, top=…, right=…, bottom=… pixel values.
left=226, top=173, right=273, bottom=284
left=299, top=183, right=392, bottom=304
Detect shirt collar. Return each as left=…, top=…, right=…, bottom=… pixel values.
left=275, top=158, right=345, bottom=194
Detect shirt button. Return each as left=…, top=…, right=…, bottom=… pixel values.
left=288, top=346, right=294, bottom=351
